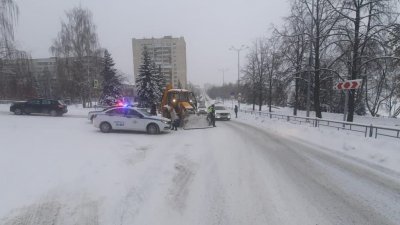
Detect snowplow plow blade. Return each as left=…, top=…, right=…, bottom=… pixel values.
left=183, top=113, right=213, bottom=130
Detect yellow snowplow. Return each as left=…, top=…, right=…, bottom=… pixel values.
left=160, top=84, right=212, bottom=129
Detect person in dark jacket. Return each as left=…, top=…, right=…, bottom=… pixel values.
left=209, top=104, right=216, bottom=127
left=150, top=103, right=157, bottom=116
left=234, top=105, right=238, bottom=118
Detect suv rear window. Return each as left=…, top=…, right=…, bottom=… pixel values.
left=28, top=99, right=41, bottom=104
left=42, top=100, right=52, bottom=105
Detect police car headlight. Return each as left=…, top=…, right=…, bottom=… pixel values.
left=161, top=120, right=169, bottom=124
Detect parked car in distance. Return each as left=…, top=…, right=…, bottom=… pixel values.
left=10, top=99, right=68, bottom=116
left=214, top=105, right=231, bottom=120
left=197, top=106, right=208, bottom=115
left=93, top=106, right=171, bottom=134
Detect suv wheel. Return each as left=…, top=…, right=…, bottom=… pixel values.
left=147, top=124, right=159, bottom=135
left=50, top=110, right=58, bottom=117
left=100, top=122, right=112, bottom=133
left=14, top=108, right=22, bottom=115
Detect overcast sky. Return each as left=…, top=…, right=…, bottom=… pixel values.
left=14, top=0, right=289, bottom=86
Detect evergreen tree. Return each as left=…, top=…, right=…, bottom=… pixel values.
left=99, top=50, right=122, bottom=106
left=136, top=47, right=162, bottom=107
left=151, top=64, right=166, bottom=99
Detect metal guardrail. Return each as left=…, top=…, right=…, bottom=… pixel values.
left=230, top=107, right=400, bottom=140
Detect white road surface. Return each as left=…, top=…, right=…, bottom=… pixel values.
left=0, top=112, right=399, bottom=225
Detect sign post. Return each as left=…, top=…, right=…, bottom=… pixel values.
left=343, top=90, right=348, bottom=121
left=334, top=79, right=362, bottom=121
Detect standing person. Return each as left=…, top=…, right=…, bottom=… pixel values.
left=150, top=103, right=157, bottom=116
left=170, top=107, right=179, bottom=131
left=210, top=104, right=216, bottom=127
left=234, top=105, right=238, bottom=118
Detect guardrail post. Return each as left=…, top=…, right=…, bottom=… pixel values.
left=365, top=126, right=368, bottom=137
left=369, top=124, right=373, bottom=137
left=375, top=127, right=378, bottom=139
left=287, top=116, right=290, bottom=122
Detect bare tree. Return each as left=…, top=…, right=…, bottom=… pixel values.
left=242, top=50, right=258, bottom=110
left=0, top=0, right=20, bottom=99
left=0, top=0, right=19, bottom=56
left=278, top=0, right=309, bottom=115
left=327, top=0, right=399, bottom=121
left=300, top=0, right=342, bottom=118
left=252, top=38, right=269, bottom=111
left=51, top=6, right=101, bottom=107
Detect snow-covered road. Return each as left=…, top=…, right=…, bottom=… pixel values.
left=1, top=110, right=399, bottom=224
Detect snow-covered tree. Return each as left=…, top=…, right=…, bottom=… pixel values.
left=99, top=50, right=122, bottom=106
left=151, top=63, right=166, bottom=99
left=135, top=47, right=162, bottom=107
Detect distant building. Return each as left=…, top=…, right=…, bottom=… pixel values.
left=31, top=58, right=58, bottom=98
left=132, top=36, right=187, bottom=89
left=31, top=57, right=57, bottom=79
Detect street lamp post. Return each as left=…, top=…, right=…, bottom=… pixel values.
left=229, top=45, right=248, bottom=109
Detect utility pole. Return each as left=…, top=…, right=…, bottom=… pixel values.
left=306, top=0, right=314, bottom=117
left=218, top=68, right=229, bottom=86
left=230, top=45, right=248, bottom=109
left=219, top=68, right=229, bottom=104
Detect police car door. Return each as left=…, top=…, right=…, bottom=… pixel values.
left=107, top=108, right=129, bottom=130
left=125, top=109, right=143, bottom=131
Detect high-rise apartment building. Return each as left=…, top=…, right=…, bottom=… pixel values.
left=132, top=36, right=187, bottom=89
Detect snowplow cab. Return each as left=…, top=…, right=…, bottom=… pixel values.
left=161, top=84, right=197, bottom=119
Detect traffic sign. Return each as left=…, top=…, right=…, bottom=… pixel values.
left=334, top=79, right=362, bottom=90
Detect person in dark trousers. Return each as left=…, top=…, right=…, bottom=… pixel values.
left=170, top=107, right=179, bottom=131
left=150, top=103, right=157, bottom=116
left=209, top=104, right=216, bottom=127
left=234, top=105, right=238, bottom=118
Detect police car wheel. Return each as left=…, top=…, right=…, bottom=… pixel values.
left=100, top=122, right=112, bottom=133
left=147, top=124, right=159, bottom=134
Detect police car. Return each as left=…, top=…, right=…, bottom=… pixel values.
left=92, top=106, right=171, bottom=134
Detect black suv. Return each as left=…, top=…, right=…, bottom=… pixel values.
left=10, top=99, right=68, bottom=116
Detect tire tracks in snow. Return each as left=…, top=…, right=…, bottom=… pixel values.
left=1, top=193, right=100, bottom=225
left=167, top=155, right=196, bottom=211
